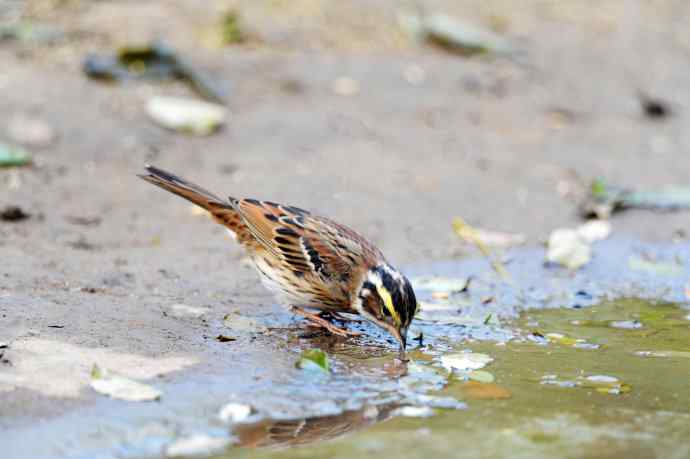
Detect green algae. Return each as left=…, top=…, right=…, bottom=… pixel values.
left=215, top=299, right=690, bottom=459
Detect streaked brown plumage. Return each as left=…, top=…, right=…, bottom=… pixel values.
left=139, top=165, right=418, bottom=353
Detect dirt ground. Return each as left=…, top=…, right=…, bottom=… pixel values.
left=1, top=0, right=690, bottom=449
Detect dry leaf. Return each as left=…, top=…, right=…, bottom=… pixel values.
left=90, top=364, right=161, bottom=401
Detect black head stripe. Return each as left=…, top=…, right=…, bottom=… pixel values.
left=375, top=265, right=407, bottom=326
left=401, top=276, right=417, bottom=326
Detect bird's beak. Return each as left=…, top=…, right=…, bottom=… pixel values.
left=394, top=327, right=408, bottom=361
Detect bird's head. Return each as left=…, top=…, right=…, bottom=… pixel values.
left=354, top=264, right=418, bottom=357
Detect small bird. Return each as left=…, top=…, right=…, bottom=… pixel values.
left=139, top=165, right=418, bottom=356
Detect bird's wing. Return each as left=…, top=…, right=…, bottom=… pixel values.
left=231, top=198, right=384, bottom=298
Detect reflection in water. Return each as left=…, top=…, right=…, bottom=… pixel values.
left=220, top=298, right=690, bottom=459
left=234, top=403, right=397, bottom=449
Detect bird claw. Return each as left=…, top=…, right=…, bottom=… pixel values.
left=292, top=306, right=362, bottom=337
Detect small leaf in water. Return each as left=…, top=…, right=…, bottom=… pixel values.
left=90, top=364, right=162, bottom=401
left=544, top=332, right=600, bottom=349
left=459, top=381, right=512, bottom=400
left=586, top=375, right=619, bottom=383
left=218, top=402, right=252, bottom=423
left=296, top=349, right=330, bottom=373
left=542, top=373, right=630, bottom=395
left=392, top=406, right=435, bottom=418
left=636, top=350, right=690, bottom=359
left=0, top=143, right=32, bottom=167
left=545, top=333, right=578, bottom=346
left=441, top=352, right=493, bottom=372
left=408, top=394, right=466, bottom=410
left=609, top=320, right=643, bottom=330
left=467, top=370, right=495, bottom=383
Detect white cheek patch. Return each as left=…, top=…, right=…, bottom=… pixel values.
left=366, top=271, right=383, bottom=287
left=382, top=264, right=403, bottom=282
left=226, top=228, right=237, bottom=240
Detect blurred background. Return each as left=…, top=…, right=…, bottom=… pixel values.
left=2, top=0, right=689, bottom=266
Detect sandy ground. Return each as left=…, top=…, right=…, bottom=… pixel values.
left=1, top=0, right=690, bottom=446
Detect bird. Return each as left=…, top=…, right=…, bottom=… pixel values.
left=138, top=165, right=418, bottom=356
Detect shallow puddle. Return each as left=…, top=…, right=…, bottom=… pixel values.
left=217, top=298, right=690, bottom=459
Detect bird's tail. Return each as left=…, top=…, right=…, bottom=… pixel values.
left=138, top=165, right=245, bottom=238
left=138, top=165, right=227, bottom=210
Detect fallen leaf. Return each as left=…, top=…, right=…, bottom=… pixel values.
left=90, top=364, right=162, bottom=401
left=420, top=14, right=512, bottom=56
left=146, top=96, right=227, bottom=136
left=441, top=352, right=493, bottom=372
left=459, top=381, right=511, bottom=400
left=585, top=375, right=618, bottom=383
left=546, top=228, right=591, bottom=269
left=452, top=217, right=510, bottom=279
left=462, top=227, right=526, bottom=248
left=296, top=349, right=330, bottom=373
left=635, top=350, right=690, bottom=359
left=609, top=320, right=643, bottom=330
left=0, top=143, right=32, bottom=167
left=406, top=394, right=466, bottom=410
left=582, top=178, right=690, bottom=218
left=540, top=373, right=630, bottom=395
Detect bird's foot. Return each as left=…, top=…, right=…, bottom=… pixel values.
left=291, top=306, right=362, bottom=337
left=318, top=311, right=361, bottom=323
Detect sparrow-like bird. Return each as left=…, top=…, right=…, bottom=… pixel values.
left=139, top=165, right=418, bottom=354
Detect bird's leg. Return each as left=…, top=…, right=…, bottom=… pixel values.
left=318, top=311, right=361, bottom=323
left=291, top=306, right=362, bottom=337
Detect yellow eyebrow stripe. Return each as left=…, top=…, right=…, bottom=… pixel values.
left=376, top=285, right=400, bottom=324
